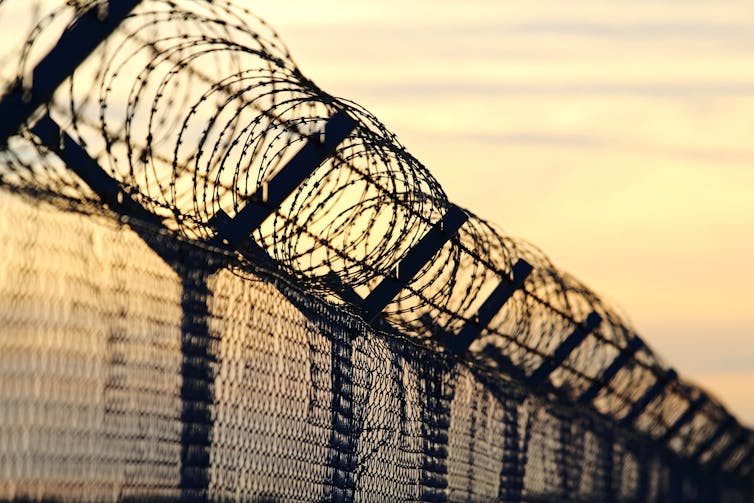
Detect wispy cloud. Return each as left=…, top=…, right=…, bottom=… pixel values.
left=348, top=81, right=754, bottom=99
left=215, top=0, right=754, bottom=423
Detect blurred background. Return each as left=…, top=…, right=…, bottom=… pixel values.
left=252, top=0, right=754, bottom=424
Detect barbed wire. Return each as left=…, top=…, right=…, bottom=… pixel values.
left=0, top=0, right=751, bottom=476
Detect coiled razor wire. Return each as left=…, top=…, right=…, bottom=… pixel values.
left=0, top=0, right=752, bottom=481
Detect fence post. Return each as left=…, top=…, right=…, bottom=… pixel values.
left=362, top=205, right=468, bottom=322
left=657, top=394, right=708, bottom=445
left=690, top=415, right=735, bottom=463
left=324, top=328, right=359, bottom=503
left=497, top=398, right=529, bottom=503
left=442, top=259, right=532, bottom=355
left=30, top=114, right=220, bottom=501
left=578, top=337, right=643, bottom=405
left=0, top=0, right=143, bottom=145
left=178, top=261, right=216, bottom=502
left=419, top=360, right=455, bottom=502
left=620, top=369, right=677, bottom=427
left=706, top=429, right=745, bottom=471
left=527, top=312, right=602, bottom=388
left=209, top=111, right=357, bottom=250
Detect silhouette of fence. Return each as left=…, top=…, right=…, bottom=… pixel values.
left=0, top=1, right=752, bottom=501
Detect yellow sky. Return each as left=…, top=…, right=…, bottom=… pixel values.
left=251, top=0, right=754, bottom=424
left=0, top=0, right=750, bottom=425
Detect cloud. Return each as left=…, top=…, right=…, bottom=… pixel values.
left=347, top=81, right=754, bottom=99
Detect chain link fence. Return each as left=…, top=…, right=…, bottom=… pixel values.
left=0, top=1, right=753, bottom=501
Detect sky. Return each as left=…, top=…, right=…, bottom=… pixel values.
left=250, top=0, right=754, bottom=425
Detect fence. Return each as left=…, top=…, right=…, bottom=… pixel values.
left=0, top=1, right=752, bottom=501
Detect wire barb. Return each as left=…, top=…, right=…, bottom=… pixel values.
left=0, top=0, right=751, bottom=479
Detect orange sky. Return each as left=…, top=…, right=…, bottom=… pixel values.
left=252, top=0, right=754, bottom=424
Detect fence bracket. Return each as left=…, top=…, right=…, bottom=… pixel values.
left=527, top=312, right=602, bottom=388
left=442, top=259, right=532, bottom=355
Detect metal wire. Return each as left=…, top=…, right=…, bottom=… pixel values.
left=0, top=0, right=751, bottom=481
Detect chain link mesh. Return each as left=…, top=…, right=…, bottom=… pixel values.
left=1, top=0, right=753, bottom=501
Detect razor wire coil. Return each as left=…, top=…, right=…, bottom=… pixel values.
left=0, top=0, right=751, bottom=478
